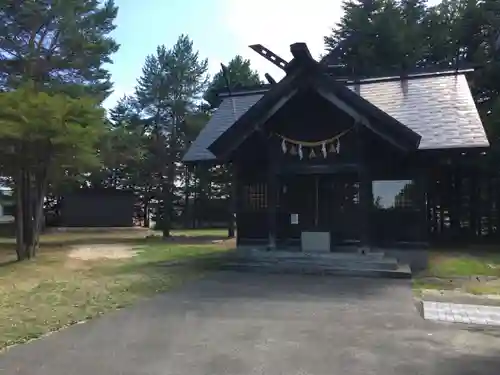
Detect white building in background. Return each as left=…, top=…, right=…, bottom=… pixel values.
left=0, top=186, right=14, bottom=223
left=0, top=202, right=14, bottom=223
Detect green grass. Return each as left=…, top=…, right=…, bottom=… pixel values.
left=425, top=253, right=500, bottom=277
left=0, top=227, right=228, bottom=244
left=170, top=228, right=228, bottom=237
left=0, top=228, right=230, bottom=259
left=0, top=228, right=233, bottom=349
left=413, top=250, right=500, bottom=295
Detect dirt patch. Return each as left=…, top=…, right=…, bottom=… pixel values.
left=67, top=244, right=137, bottom=261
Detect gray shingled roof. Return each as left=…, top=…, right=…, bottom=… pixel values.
left=183, top=94, right=263, bottom=161
left=183, top=73, right=488, bottom=162
left=356, top=74, right=488, bottom=150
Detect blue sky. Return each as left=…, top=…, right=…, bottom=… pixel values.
left=104, top=0, right=442, bottom=110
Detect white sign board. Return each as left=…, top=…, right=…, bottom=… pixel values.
left=290, top=213, right=299, bottom=225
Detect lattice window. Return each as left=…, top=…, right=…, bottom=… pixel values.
left=343, top=182, right=359, bottom=205
left=243, top=183, right=267, bottom=211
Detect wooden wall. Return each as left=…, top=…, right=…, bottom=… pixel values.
left=60, top=189, right=135, bottom=227
left=427, top=165, right=500, bottom=245
left=230, top=87, right=493, bottom=247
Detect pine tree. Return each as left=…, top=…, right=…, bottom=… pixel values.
left=398, top=0, right=428, bottom=70
left=107, top=96, right=166, bottom=227
left=0, top=0, right=119, bottom=100
left=204, top=55, right=262, bottom=108
left=201, top=56, right=261, bottom=236
left=0, top=84, right=106, bottom=260
left=469, top=0, right=500, bottom=141
left=325, top=0, right=406, bottom=76
left=135, top=35, right=208, bottom=237
left=0, top=0, right=119, bottom=259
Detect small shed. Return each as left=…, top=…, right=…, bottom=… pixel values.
left=60, top=189, right=136, bottom=227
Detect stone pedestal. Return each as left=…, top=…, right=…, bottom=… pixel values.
left=301, top=231, right=330, bottom=252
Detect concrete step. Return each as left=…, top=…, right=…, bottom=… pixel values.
left=235, top=249, right=386, bottom=261
left=230, top=250, right=398, bottom=270
left=219, top=262, right=412, bottom=279
left=228, top=257, right=399, bottom=270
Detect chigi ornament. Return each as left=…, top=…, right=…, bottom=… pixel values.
left=275, top=127, right=352, bottom=160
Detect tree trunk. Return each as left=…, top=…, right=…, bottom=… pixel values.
left=143, top=201, right=149, bottom=228
left=30, top=166, right=49, bottom=257
left=192, top=168, right=198, bottom=229
left=14, top=168, right=26, bottom=261
left=162, top=121, right=177, bottom=238
left=162, top=161, right=174, bottom=238
left=22, top=170, right=34, bottom=259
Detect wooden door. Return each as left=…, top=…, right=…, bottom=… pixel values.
left=281, top=174, right=360, bottom=245
left=318, top=174, right=360, bottom=244
left=281, top=175, right=317, bottom=240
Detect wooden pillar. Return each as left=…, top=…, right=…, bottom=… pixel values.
left=192, top=164, right=199, bottom=229
left=487, top=174, right=493, bottom=236
left=439, top=169, right=445, bottom=235
left=358, top=165, right=372, bottom=250
left=356, top=123, right=372, bottom=250
left=267, top=142, right=278, bottom=251
left=469, top=169, right=477, bottom=239
left=417, top=165, right=429, bottom=243
left=227, top=163, right=236, bottom=238
left=450, top=166, right=461, bottom=241
left=426, top=168, right=435, bottom=239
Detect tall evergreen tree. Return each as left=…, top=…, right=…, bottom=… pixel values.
left=0, top=0, right=119, bottom=99
left=201, top=57, right=262, bottom=236
left=398, top=0, right=428, bottom=70
left=204, top=55, right=261, bottom=108
left=325, top=0, right=400, bottom=76
left=325, top=0, right=499, bottom=81
left=469, top=0, right=500, bottom=142
left=0, top=84, right=106, bottom=260
left=0, top=0, right=119, bottom=259
left=135, top=35, right=208, bottom=237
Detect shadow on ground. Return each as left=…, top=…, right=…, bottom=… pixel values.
left=433, top=351, right=500, bottom=375
left=163, top=270, right=415, bottom=307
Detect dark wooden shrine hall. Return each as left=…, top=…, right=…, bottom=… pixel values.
left=184, top=42, right=490, bottom=251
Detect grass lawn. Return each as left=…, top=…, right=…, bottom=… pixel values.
left=169, top=228, right=228, bottom=237
left=413, top=249, right=500, bottom=296
left=0, top=228, right=233, bottom=349
left=0, top=227, right=228, bottom=248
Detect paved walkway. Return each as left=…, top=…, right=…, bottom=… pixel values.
left=1, top=273, right=500, bottom=375
left=423, top=301, right=500, bottom=326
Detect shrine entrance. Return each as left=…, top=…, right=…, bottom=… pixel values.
left=281, top=172, right=361, bottom=248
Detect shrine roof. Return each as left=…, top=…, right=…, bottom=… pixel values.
left=184, top=70, right=488, bottom=162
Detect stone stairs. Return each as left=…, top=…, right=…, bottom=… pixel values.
left=219, top=248, right=412, bottom=278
